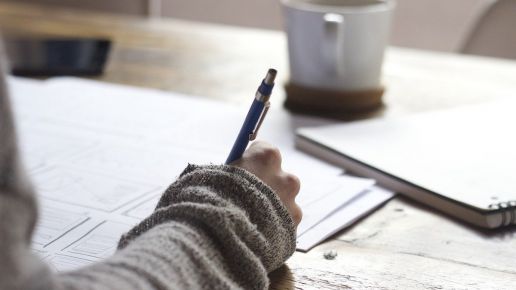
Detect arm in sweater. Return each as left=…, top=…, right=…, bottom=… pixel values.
left=57, top=164, right=297, bottom=290
left=0, top=44, right=297, bottom=289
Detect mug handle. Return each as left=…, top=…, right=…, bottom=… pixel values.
left=323, top=13, right=344, bottom=76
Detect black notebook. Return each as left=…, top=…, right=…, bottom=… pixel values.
left=296, top=98, right=516, bottom=229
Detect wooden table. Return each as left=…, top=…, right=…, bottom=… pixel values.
left=2, top=3, right=516, bottom=289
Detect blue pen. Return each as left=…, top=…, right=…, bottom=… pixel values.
left=225, top=69, right=277, bottom=164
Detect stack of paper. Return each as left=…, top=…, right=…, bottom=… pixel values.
left=9, top=77, right=393, bottom=271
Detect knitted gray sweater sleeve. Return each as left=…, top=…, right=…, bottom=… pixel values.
left=57, top=164, right=297, bottom=290
left=0, top=44, right=296, bottom=289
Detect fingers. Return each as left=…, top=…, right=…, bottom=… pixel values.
left=282, top=172, right=301, bottom=197
left=277, top=172, right=302, bottom=226
left=273, top=172, right=300, bottom=200
left=289, top=204, right=303, bottom=226
left=232, top=140, right=303, bottom=227
left=246, top=141, right=282, bottom=169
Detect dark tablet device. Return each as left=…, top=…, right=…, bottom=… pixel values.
left=5, top=38, right=111, bottom=77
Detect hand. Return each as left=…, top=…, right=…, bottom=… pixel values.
left=231, top=141, right=302, bottom=226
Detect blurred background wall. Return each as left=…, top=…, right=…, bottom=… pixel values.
left=3, top=0, right=508, bottom=56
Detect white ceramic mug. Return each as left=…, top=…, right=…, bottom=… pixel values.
left=281, top=0, right=395, bottom=91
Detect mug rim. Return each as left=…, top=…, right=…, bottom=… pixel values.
left=281, top=0, right=396, bottom=14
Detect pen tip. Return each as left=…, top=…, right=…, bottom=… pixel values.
left=264, top=69, right=277, bottom=85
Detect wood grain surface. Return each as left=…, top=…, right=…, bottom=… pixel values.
left=1, top=2, right=516, bottom=289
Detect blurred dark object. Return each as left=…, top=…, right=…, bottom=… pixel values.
left=5, top=38, right=111, bottom=77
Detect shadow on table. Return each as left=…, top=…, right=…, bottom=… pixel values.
left=268, top=265, right=295, bottom=290
left=394, top=195, right=516, bottom=239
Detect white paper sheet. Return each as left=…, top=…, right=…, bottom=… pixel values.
left=297, top=186, right=394, bottom=251
left=8, top=77, right=390, bottom=271
left=33, top=166, right=158, bottom=212
left=61, top=221, right=133, bottom=259
left=297, top=175, right=375, bottom=235
left=32, top=204, right=89, bottom=247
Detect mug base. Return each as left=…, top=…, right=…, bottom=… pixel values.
left=284, top=82, right=385, bottom=119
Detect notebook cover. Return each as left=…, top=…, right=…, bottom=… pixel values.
left=297, top=98, right=516, bottom=213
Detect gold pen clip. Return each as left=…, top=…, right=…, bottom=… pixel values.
left=249, top=102, right=270, bottom=141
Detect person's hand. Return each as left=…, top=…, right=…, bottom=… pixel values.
left=231, top=141, right=302, bottom=226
